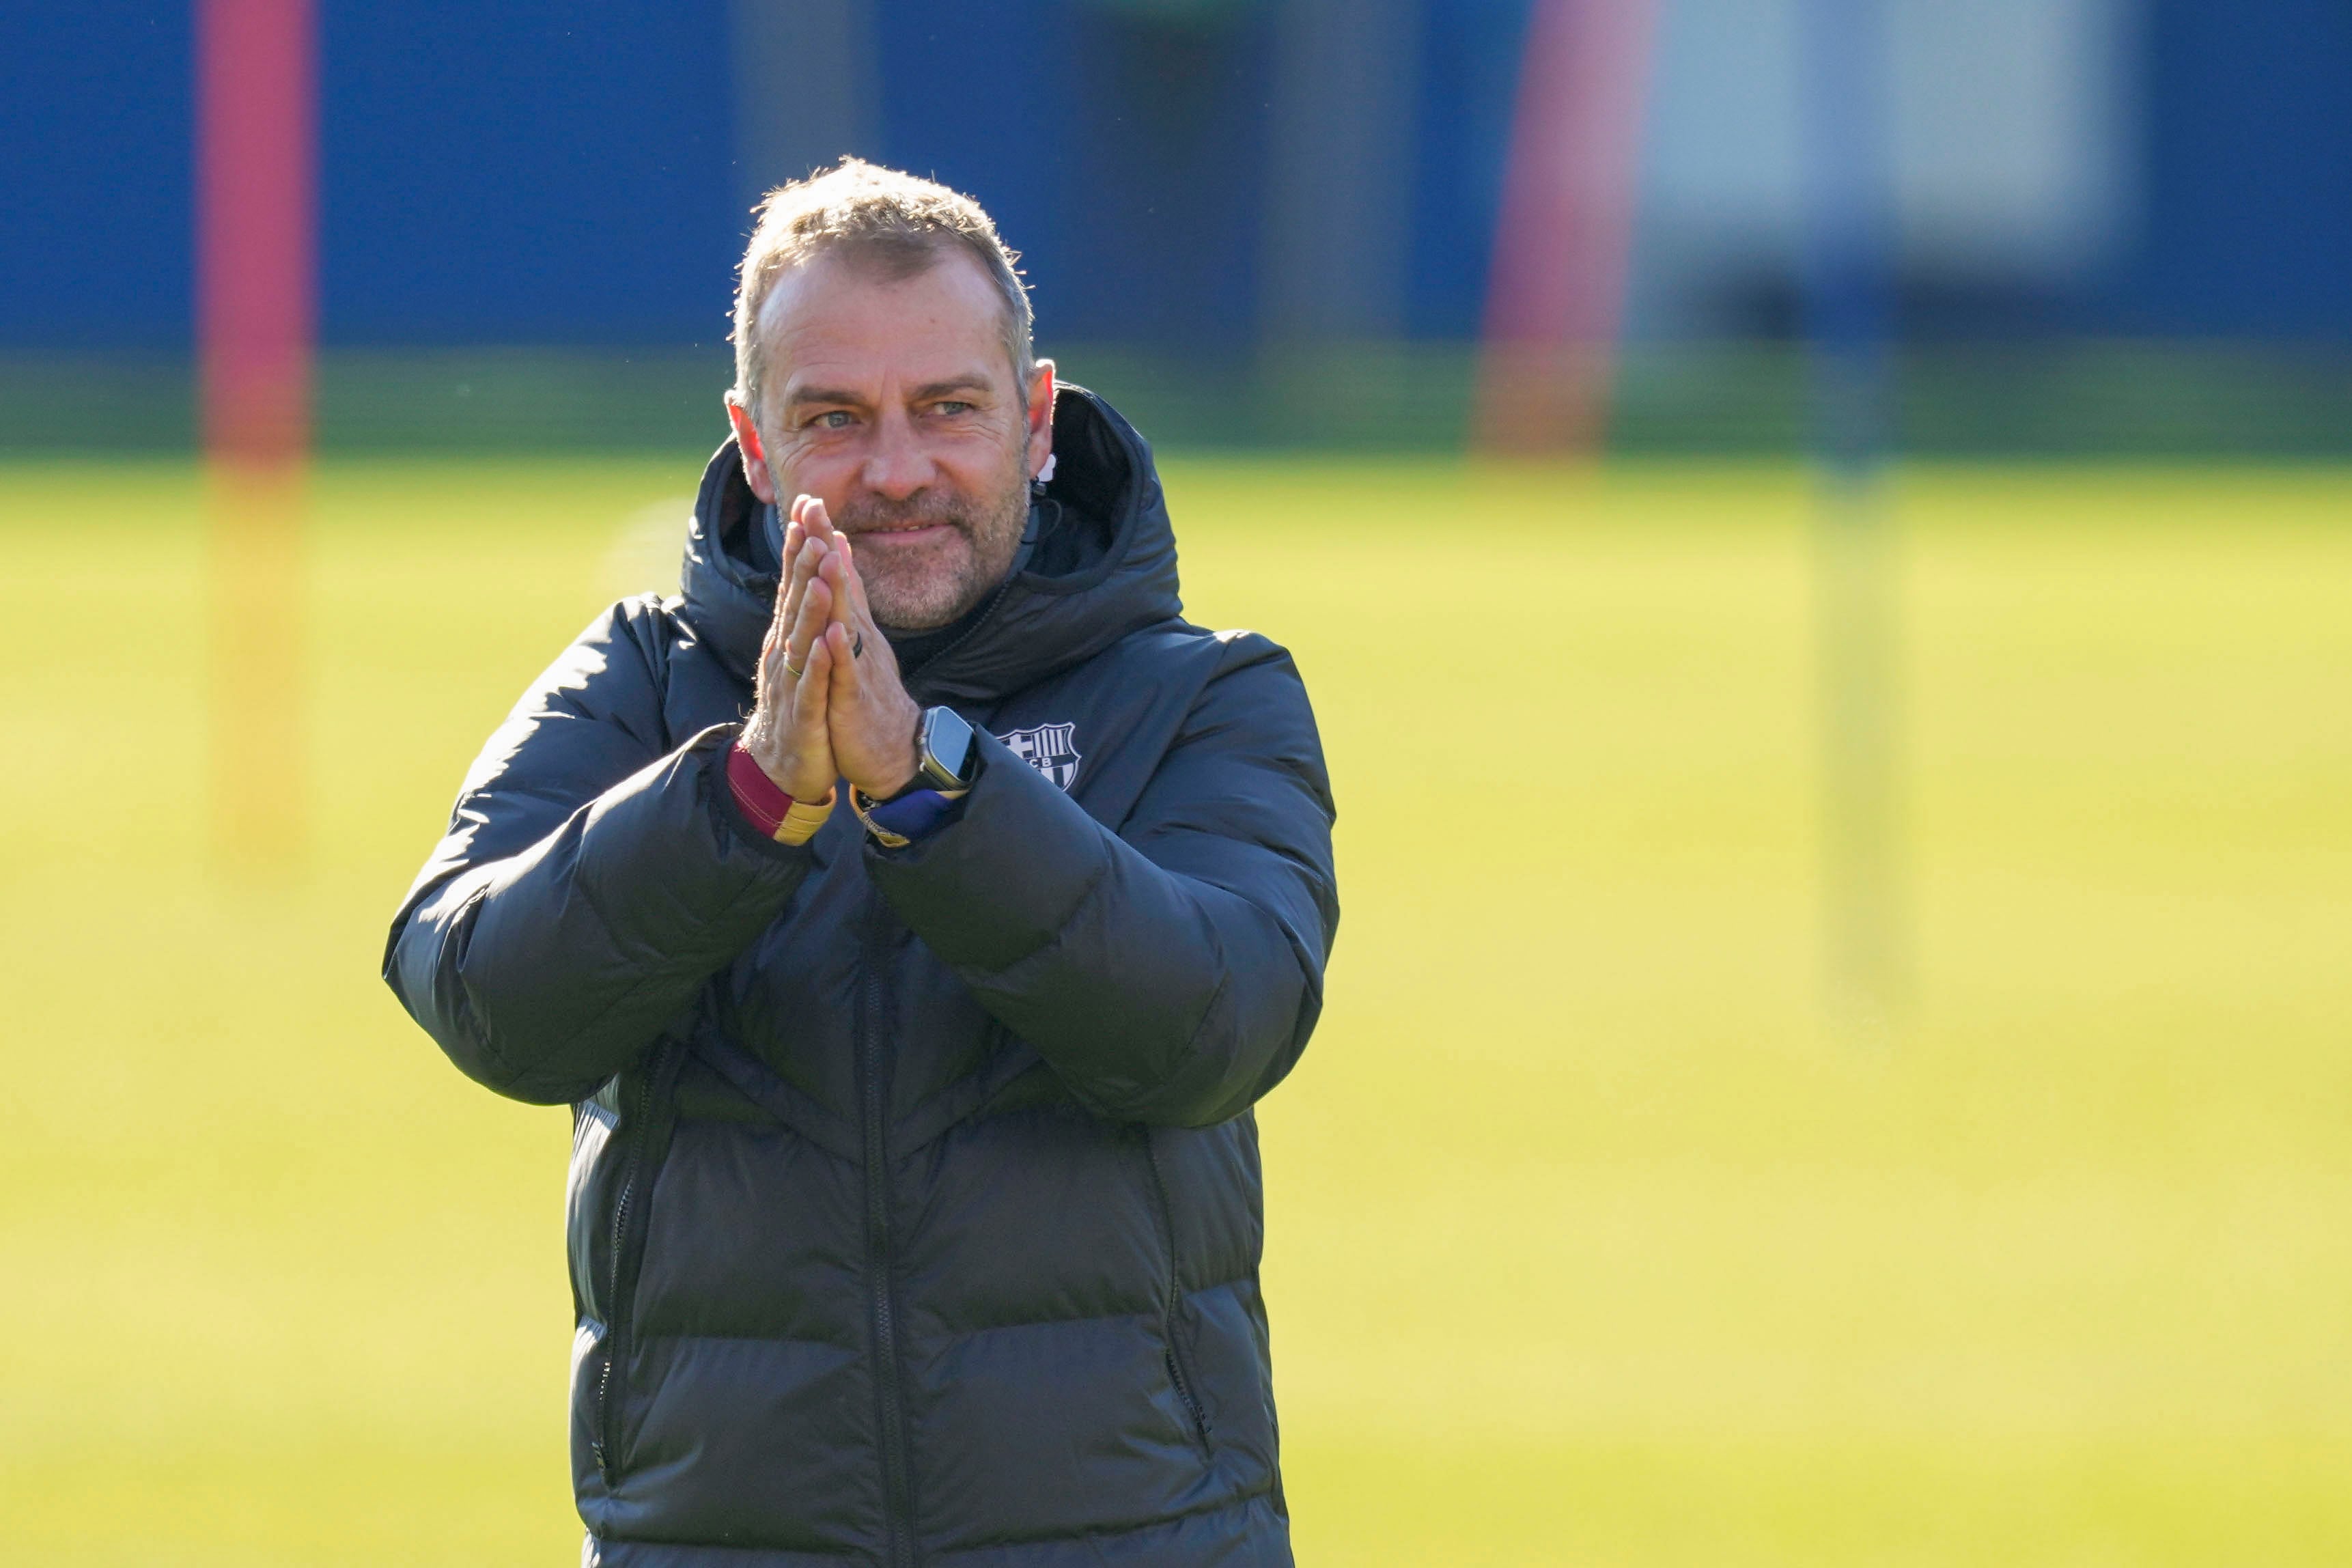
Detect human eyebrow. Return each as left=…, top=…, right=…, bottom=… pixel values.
left=910, top=378, right=994, bottom=404
left=783, top=386, right=867, bottom=412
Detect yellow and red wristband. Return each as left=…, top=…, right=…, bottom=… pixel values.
left=725, top=742, right=834, bottom=846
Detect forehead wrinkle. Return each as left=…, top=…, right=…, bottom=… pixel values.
left=754, top=247, right=1025, bottom=414
left=781, top=383, right=869, bottom=410
left=910, top=374, right=997, bottom=400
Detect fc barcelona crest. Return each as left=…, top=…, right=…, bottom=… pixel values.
left=998, top=723, right=1082, bottom=790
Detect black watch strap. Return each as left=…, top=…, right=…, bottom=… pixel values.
left=911, top=705, right=979, bottom=794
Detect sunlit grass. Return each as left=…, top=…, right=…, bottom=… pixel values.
left=1, top=455, right=2347, bottom=1563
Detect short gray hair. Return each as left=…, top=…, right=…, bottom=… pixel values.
left=729, top=158, right=1035, bottom=421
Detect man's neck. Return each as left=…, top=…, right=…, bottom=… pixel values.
left=882, top=589, right=998, bottom=677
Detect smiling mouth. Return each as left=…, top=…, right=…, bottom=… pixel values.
left=852, top=522, right=957, bottom=540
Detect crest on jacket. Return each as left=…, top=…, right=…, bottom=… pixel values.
left=998, top=723, right=1082, bottom=790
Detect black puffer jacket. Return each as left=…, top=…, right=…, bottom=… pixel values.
left=384, top=390, right=1338, bottom=1566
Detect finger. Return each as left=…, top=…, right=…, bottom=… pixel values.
left=832, top=534, right=877, bottom=628
left=798, top=499, right=872, bottom=643
left=778, top=524, right=820, bottom=634
left=820, top=549, right=888, bottom=673
left=776, top=517, right=813, bottom=634
left=789, top=576, right=832, bottom=673
left=818, top=544, right=856, bottom=626
left=824, top=619, right=876, bottom=724
left=799, top=494, right=837, bottom=544
left=763, top=617, right=794, bottom=702
left=783, top=531, right=830, bottom=643
left=792, top=527, right=828, bottom=591
left=792, top=636, right=833, bottom=734
left=828, top=542, right=898, bottom=684
left=785, top=574, right=834, bottom=674
left=822, top=619, right=860, bottom=695
left=755, top=550, right=806, bottom=704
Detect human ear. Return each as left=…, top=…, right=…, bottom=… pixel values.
left=727, top=399, right=779, bottom=504
left=1025, top=360, right=1056, bottom=482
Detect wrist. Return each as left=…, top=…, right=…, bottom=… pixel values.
left=864, top=721, right=922, bottom=802
left=739, top=725, right=786, bottom=784
left=742, top=726, right=828, bottom=799
left=726, top=740, right=835, bottom=845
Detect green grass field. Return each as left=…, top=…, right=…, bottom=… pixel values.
left=3, top=454, right=2348, bottom=1564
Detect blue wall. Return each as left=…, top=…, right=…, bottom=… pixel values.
left=320, top=0, right=739, bottom=344
left=0, top=0, right=2344, bottom=352
left=1408, top=0, right=1531, bottom=339
left=869, top=1, right=1284, bottom=347
left=2111, top=0, right=2352, bottom=339
left=0, top=3, right=193, bottom=348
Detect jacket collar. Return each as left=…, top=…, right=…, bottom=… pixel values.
left=676, top=386, right=1182, bottom=706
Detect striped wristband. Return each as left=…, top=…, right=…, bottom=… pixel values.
left=726, top=742, right=834, bottom=846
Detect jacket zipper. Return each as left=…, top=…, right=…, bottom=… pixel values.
left=860, top=896, right=917, bottom=1567
left=592, top=1039, right=678, bottom=1489
left=1141, top=1129, right=1214, bottom=1452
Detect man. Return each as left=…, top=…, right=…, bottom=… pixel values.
left=384, top=159, right=1337, bottom=1566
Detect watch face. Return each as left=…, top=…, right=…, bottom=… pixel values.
left=925, top=707, right=975, bottom=787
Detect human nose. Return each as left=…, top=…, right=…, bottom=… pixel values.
left=859, top=405, right=936, bottom=500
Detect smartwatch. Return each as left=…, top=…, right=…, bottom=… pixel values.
left=904, top=705, right=979, bottom=795
left=854, top=706, right=979, bottom=848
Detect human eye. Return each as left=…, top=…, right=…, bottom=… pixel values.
left=808, top=410, right=856, bottom=431
left=931, top=400, right=975, bottom=417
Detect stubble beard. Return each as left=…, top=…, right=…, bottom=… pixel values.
left=841, top=453, right=1031, bottom=632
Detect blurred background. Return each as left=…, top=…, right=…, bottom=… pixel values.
left=9, top=0, right=2352, bottom=454
left=2, top=2, right=2348, bottom=1563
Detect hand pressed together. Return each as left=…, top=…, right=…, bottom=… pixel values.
left=741, top=494, right=923, bottom=803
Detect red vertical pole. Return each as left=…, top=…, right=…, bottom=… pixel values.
left=199, top=0, right=315, bottom=467
left=197, top=0, right=315, bottom=870
left=1473, top=0, right=1660, bottom=458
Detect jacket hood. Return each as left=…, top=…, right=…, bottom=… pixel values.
left=675, top=385, right=1183, bottom=707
